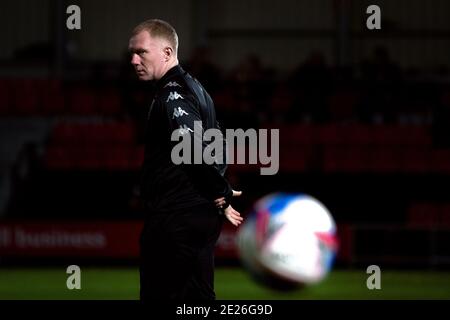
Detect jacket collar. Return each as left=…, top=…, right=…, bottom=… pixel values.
left=156, top=64, right=184, bottom=89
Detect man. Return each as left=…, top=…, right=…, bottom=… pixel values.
left=128, top=19, right=243, bottom=301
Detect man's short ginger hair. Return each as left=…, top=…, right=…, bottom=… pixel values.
left=132, top=19, right=179, bottom=55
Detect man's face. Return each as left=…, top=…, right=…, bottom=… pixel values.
left=128, top=31, right=167, bottom=81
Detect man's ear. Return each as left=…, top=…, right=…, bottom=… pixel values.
left=164, top=47, right=173, bottom=61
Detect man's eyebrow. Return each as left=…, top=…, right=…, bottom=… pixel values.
left=128, top=48, right=147, bottom=54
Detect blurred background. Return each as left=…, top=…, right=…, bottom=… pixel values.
left=0, top=0, right=450, bottom=299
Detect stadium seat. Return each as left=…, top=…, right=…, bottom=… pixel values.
left=212, top=90, right=235, bottom=111
left=328, top=90, right=358, bottom=122
left=441, top=90, right=450, bottom=107
left=0, top=79, right=11, bottom=116
left=341, top=146, right=372, bottom=172
left=97, top=90, right=122, bottom=115
left=372, top=125, right=432, bottom=146
left=369, top=146, right=402, bottom=173
left=400, top=147, right=431, bottom=174
left=129, top=145, right=145, bottom=170
left=317, top=124, right=343, bottom=145
left=50, top=122, right=86, bottom=145
left=281, top=125, right=316, bottom=146
left=45, top=145, right=141, bottom=170
left=403, top=126, right=432, bottom=146
left=41, top=79, right=65, bottom=115
left=269, top=86, right=293, bottom=113
left=373, top=125, right=412, bottom=146
left=322, top=146, right=341, bottom=173
left=322, top=146, right=371, bottom=173
left=49, top=121, right=136, bottom=146
left=430, top=150, right=450, bottom=174
left=43, top=146, right=74, bottom=169
left=340, top=124, right=373, bottom=146
left=439, top=205, right=450, bottom=228
left=46, top=120, right=139, bottom=170
left=67, top=87, right=96, bottom=115
left=89, top=123, right=118, bottom=145
left=407, top=203, right=440, bottom=228
left=103, top=146, right=131, bottom=170
left=280, top=147, right=310, bottom=172
left=112, top=122, right=136, bottom=144
left=13, top=79, right=40, bottom=115
left=74, top=146, right=103, bottom=169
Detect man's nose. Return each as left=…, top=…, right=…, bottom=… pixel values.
left=131, top=53, right=140, bottom=65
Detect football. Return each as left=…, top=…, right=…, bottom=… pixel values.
left=237, top=193, right=339, bottom=290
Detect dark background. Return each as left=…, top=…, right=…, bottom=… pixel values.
left=0, top=0, right=450, bottom=270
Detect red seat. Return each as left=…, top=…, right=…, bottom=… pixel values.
left=441, top=90, right=450, bottom=107
left=13, top=79, right=40, bottom=115
left=41, top=79, right=65, bottom=115
left=97, top=90, right=122, bottom=115
left=74, top=146, right=103, bottom=169
left=341, top=147, right=371, bottom=172
left=372, top=125, right=411, bottom=146
left=280, top=147, right=310, bottom=173
left=281, top=125, right=316, bottom=146
left=44, top=146, right=73, bottom=169
left=50, top=122, right=90, bottom=145
left=403, top=126, right=432, bottom=146
left=341, top=124, right=373, bottom=146
left=270, top=86, right=293, bottom=113
left=111, top=122, right=136, bottom=144
left=212, top=90, right=234, bottom=111
left=67, top=88, right=96, bottom=115
left=45, top=145, right=138, bottom=170
left=328, top=91, right=358, bottom=121
left=430, top=150, right=450, bottom=174
left=322, top=146, right=342, bottom=173
left=0, top=79, right=11, bottom=116
left=89, top=123, right=110, bottom=145
left=50, top=123, right=78, bottom=145
left=407, top=203, right=440, bottom=228
left=50, top=121, right=137, bottom=147
left=129, top=146, right=145, bottom=169
left=369, top=147, right=402, bottom=173
left=103, top=146, right=131, bottom=170
left=439, top=205, right=450, bottom=228
left=400, top=147, right=431, bottom=174
left=372, top=125, right=432, bottom=146
left=322, top=146, right=371, bottom=173
left=317, top=124, right=343, bottom=145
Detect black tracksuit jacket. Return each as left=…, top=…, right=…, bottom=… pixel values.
left=139, top=65, right=233, bottom=213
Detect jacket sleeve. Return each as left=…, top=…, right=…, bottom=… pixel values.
left=163, top=92, right=233, bottom=204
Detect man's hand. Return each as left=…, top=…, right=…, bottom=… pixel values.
left=214, top=190, right=242, bottom=209
left=223, top=205, right=243, bottom=227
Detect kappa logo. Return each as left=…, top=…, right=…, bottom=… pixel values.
left=166, top=91, right=184, bottom=102
left=172, top=107, right=189, bottom=119
left=164, top=81, right=182, bottom=88
left=178, top=124, right=194, bottom=135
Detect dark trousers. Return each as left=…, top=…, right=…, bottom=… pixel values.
left=139, top=204, right=223, bottom=301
